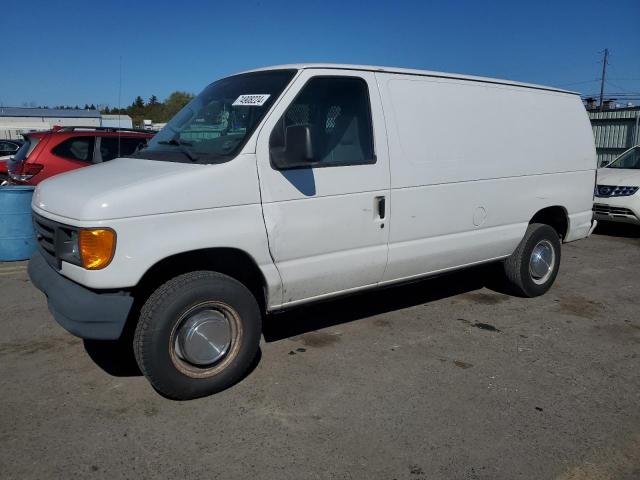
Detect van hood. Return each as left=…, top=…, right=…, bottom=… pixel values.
left=597, top=167, right=640, bottom=186
left=33, top=156, right=259, bottom=221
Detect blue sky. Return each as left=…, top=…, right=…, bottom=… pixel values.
left=2, top=0, right=639, bottom=108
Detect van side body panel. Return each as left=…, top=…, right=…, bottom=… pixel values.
left=375, top=72, right=595, bottom=282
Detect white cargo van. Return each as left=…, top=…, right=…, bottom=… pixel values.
left=28, top=64, right=597, bottom=399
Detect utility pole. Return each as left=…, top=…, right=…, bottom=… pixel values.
left=599, top=48, right=609, bottom=111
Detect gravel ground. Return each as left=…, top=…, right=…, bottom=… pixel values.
left=0, top=223, right=638, bottom=480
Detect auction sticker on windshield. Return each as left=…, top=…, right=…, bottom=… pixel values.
left=232, top=94, right=271, bottom=106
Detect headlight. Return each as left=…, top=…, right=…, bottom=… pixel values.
left=57, top=227, right=116, bottom=270
left=78, top=229, right=116, bottom=270
left=595, top=185, right=639, bottom=197
left=57, top=229, right=81, bottom=266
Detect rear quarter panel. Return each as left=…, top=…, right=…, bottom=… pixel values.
left=30, top=135, right=88, bottom=184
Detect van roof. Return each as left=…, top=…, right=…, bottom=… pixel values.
left=241, top=63, right=576, bottom=95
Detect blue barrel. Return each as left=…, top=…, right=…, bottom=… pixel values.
left=0, top=186, right=36, bottom=261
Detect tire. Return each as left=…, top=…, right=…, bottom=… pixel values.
left=133, top=271, right=261, bottom=400
left=503, top=223, right=561, bottom=297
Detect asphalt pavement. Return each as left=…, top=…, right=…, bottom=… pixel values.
left=1, top=223, right=638, bottom=480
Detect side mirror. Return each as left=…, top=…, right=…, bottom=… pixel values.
left=285, top=124, right=318, bottom=163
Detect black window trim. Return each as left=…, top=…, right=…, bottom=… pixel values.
left=269, top=75, right=377, bottom=171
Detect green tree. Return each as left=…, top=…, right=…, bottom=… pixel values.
left=127, top=96, right=146, bottom=126
left=161, top=91, right=194, bottom=122
left=94, top=91, right=195, bottom=127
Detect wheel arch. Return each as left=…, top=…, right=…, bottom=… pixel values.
left=133, top=247, right=269, bottom=313
left=529, top=205, right=569, bottom=240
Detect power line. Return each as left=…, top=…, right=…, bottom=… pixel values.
left=606, top=79, right=633, bottom=93
left=556, top=79, right=599, bottom=87
left=555, top=78, right=640, bottom=88
left=581, top=92, right=640, bottom=95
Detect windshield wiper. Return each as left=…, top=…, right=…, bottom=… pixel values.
left=157, top=139, right=199, bottom=162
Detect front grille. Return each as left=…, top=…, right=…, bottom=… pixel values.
left=32, top=213, right=61, bottom=269
left=593, top=204, right=636, bottom=217
left=595, top=185, right=639, bottom=198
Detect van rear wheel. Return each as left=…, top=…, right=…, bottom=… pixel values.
left=503, top=223, right=561, bottom=297
left=133, top=271, right=261, bottom=400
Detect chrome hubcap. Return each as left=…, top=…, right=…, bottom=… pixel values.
left=175, top=309, right=232, bottom=366
left=529, top=240, right=555, bottom=285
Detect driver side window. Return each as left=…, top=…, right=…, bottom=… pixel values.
left=269, top=77, right=375, bottom=169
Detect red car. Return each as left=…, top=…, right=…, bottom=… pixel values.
left=3, top=127, right=154, bottom=185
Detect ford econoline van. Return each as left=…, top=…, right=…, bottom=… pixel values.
left=28, top=64, right=597, bottom=399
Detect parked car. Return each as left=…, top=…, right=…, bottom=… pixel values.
left=594, top=145, right=640, bottom=225
left=6, top=127, right=154, bottom=185
left=0, top=139, right=23, bottom=157
left=0, top=139, right=24, bottom=183
left=28, top=64, right=597, bottom=400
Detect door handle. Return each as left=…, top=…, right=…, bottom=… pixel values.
left=376, top=196, right=386, bottom=220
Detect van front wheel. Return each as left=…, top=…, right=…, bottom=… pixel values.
left=133, top=271, right=261, bottom=400
left=503, top=223, right=561, bottom=297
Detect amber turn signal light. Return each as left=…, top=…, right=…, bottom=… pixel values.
left=79, top=229, right=116, bottom=270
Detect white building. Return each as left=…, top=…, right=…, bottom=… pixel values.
left=0, top=107, right=101, bottom=140
left=100, top=114, right=134, bottom=129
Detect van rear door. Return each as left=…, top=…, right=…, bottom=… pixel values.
left=256, top=70, right=390, bottom=306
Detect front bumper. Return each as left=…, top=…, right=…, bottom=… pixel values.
left=593, top=203, right=640, bottom=225
left=28, top=250, right=134, bottom=340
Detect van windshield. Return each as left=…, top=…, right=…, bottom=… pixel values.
left=131, top=69, right=296, bottom=164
